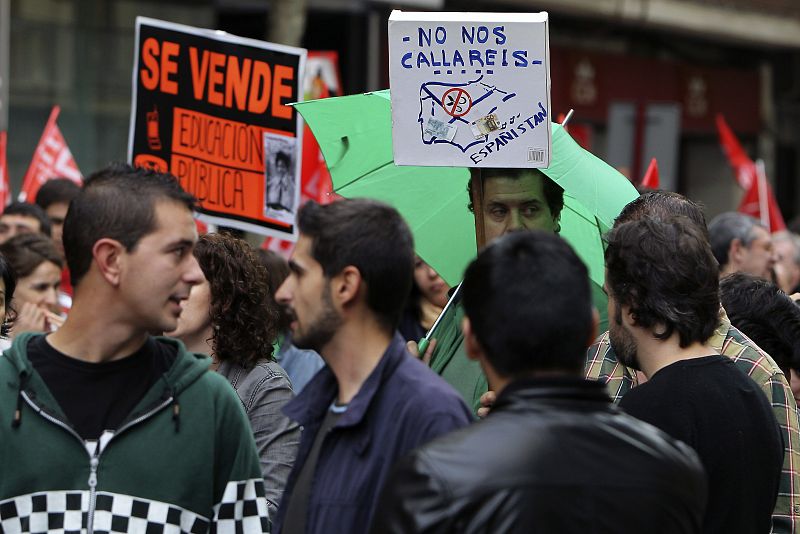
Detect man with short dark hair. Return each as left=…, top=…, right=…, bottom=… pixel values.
left=0, top=163, right=271, bottom=532
left=608, top=217, right=782, bottom=533
left=0, top=201, right=51, bottom=244
left=34, top=178, right=81, bottom=257
left=373, top=231, right=707, bottom=533
left=709, top=211, right=776, bottom=280
left=273, top=199, right=472, bottom=534
left=584, top=191, right=800, bottom=533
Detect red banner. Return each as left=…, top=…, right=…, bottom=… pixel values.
left=738, top=162, right=786, bottom=233
left=640, top=158, right=660, bottom=190
left=19, top=106, right=82, bottom=202
left=716, top=114, right=755, bottom=190
left=0, top=131, right=10, bottom=208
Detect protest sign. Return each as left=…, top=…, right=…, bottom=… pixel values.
left=128, top=17, right=306, bottom=239
left=260, top=50, right=340, bottom=256
left=388, top=11, right=551, bottom=168
left=19, top=106, right=82, bottom=202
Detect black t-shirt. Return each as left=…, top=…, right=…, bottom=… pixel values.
left=27, top=335, right=177, bottom=441
left=620, top=356, right=783, bottom=534
left=282, top=402, right=346, bottom=533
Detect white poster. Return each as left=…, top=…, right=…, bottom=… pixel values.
left=388, top=11, right=551, bottom=168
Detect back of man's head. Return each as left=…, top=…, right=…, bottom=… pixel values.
left=720, top=272, right=800, bottom=377
left=63, top=163, right=195, bottom=287
left=605, top=217, right=719, bottom=348
left=34, top=178, right=81, bottom=210
left=297, top=199, right=414, bottom=331
left=462, top=231, right=593, bottom=376
left=616, top=190, right=707, bottom=235
left=0, top=202, right=51, bottom=238
left=707, top=212, right=763, bottom=268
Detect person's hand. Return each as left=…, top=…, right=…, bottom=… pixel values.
left=12, top=302, right=49, bottom=336
left=790, top=292, right=800, bottom=303
left=406, top=338, right=437, bottom=365
left=41, top=309, right=65, bottom=332
left=477, top=390, right=496, bottom=419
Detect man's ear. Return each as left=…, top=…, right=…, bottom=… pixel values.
left=333, top=265, right=362, bottom=309
left=462, top=317, right=485, bottom=362
left=553, top=213, right=562, bottom=234
left=620, top=303, right=637, bottom=329
left=92, top=238, right=125, bottom=287
left=728, top=238, right=744, bottom=267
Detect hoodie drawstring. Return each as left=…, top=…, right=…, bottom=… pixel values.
left=160, top=374, right=181, bottom=433
left=172, top=395, right=181, bottom=433
left=162, top=381, right=181, bottom=433
left=11, top=374, right=29, bottom=428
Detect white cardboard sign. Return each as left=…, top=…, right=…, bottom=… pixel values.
left=388, top=11, right=551, bottom=168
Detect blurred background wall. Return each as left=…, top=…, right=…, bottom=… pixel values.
left=2, top=0, right=799, bottom=223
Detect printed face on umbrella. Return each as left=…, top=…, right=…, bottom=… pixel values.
left=481, top=171, right=560, bottom=243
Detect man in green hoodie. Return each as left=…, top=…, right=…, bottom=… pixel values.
left=0, top=163, right=271, bottom=533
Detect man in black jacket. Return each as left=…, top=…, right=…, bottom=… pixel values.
left=371, top=231, right=707, bottom=534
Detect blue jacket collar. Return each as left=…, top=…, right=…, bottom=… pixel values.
left=283, top=333, right=408, bottom=429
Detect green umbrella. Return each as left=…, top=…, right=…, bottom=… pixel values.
left=294, top=90, right=637, bottom=297
left=294, top=91, right=473, bottom=287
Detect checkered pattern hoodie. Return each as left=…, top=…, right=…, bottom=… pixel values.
left=0, top=333, right=271, bottom=534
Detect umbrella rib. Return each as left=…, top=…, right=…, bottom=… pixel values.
left=333, top=161, right=397, bottom=191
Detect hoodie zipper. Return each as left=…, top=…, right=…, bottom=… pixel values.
left=21, top=392, right=174, bottom=534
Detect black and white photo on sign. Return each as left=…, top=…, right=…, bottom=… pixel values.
left=263, top=133, right=298, bottom=223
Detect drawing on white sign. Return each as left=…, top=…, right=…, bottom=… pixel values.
left=419, top=78, right=548, bottom=159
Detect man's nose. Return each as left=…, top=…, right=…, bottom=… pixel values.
left=43, top=288, right=59, bottom=308
left=275, top=275, right=295, bottom=305
left=184, top=254, right=204, bottom=285
left=507, top=209, right=525, bottom=232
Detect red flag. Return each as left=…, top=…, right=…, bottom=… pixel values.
left=738, top=160, right=786, bottom=233
left=260, top=236, right=295, bottom=258
left=19, top=106, right=82, bottom=202
left=641, top=158, right=660, bottom=189
left=0, top=131, right=10, bottom=208
left=716, top=114, right=756, bottom=190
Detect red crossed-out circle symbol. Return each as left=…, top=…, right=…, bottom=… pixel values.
left=442, top=88, right=472, bottom=118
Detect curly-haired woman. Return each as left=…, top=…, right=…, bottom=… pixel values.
left=0, top=252, right=17, bottom=352
left=167, top=232, right=300, bottom=514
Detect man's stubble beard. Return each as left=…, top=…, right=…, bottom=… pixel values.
left=292, top=285, right=343, bottom=354
left=609, top=305, right=641, bottom=372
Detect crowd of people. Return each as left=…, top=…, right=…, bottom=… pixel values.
left=0, top=157, right=798, bottom=534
